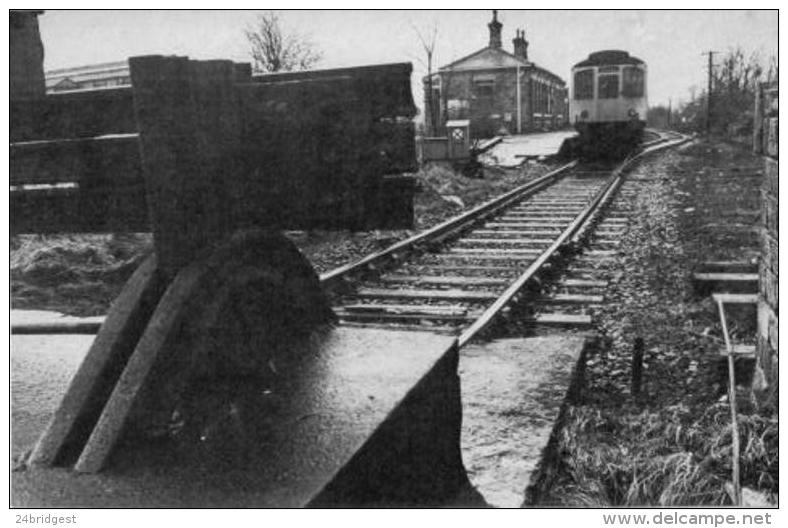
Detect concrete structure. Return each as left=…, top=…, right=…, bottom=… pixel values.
left=45, top=61, right=130, bottom=93
left=424, top=10, right=568, bottom=138
left=460, top=336, right=589, bottom=507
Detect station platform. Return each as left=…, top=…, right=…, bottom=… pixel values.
left=459, top=335, right=591, bottom=507
left=481, top=130, right=577, bottom=168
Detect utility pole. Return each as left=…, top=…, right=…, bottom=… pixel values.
left=668, top=98, right=672, bottom=128
left=704, top=51, right=718, bottom=135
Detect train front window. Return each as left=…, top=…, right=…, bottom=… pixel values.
left=598, top=74, right=619, bottom=99
left=574, top=69, right=593, bottom=100
left=622, top=67, right=644, bottom=97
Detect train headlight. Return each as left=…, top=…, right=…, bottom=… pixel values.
left=628, top=108, right=639, bottom=118
left=580, top=110, right=589, bottom=120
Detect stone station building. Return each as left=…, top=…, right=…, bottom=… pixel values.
left=423, top=11, right=569, bottom=138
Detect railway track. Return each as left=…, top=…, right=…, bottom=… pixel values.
left=323, top=130, right=690, bottom=346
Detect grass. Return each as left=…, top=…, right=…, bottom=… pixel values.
left=542, top=403, right=778, bottom=506
left=10, top=233, right=152, bottom=316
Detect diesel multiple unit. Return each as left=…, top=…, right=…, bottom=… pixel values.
left=569, top=50, right=648, bottom=156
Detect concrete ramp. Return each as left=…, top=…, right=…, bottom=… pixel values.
left=459, top=335, right=590, bottom=507
left=480, top=131, right=578, bottom=167
left=12, top=327, right=466, bottom=507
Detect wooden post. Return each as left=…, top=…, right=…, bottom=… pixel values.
left=129, top=56, right=239, bottom=279
left=631, top=336, right=644, bottom=397
left=753, top=83, right=763, bottom=154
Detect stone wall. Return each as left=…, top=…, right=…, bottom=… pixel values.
left=754, top=83, right=778, bottom=405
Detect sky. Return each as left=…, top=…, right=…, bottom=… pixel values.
left=37, top=9, right=778, bottom=109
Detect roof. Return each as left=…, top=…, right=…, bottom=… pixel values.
left=573, top=50, right=644, bottom=69
left=432, top=46, right=566, bottom=87
left=439, top=47, right=530, bottom=72
left=46, top=60, right=128, bottom=76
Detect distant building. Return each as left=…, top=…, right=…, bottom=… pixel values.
left=45, top=61, right=130, bottom=93
left=423, top=11, right=568, bottom=138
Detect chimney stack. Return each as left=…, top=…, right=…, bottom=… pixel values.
left=488, top=10, right=502, bottom=49
left=513, top=28, right=529, bottom=60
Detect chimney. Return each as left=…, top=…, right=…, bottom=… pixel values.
left=513, top=28, right=529, bottom=60
left=488, top=10, right=502, bottom=49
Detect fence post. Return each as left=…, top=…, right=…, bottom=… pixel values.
left=753, top=83, right=763, bottom=154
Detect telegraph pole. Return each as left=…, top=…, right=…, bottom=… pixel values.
left=668, top=98, right=672, bottom=128
left=704, top=51, right=718, bottom=135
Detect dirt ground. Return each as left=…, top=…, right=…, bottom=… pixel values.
left=536, top=139, right=777, bottom=507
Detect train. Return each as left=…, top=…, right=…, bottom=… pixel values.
left=562, top=50, right=648, bottom=159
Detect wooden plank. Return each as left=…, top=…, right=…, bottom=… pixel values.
left=693, top=273, right=759, bottom=282
left=494, top=216, right=575, bottom=222
left=380, top=275, right=510, bottom=286
left=251, top=62, right=417, bottom=119
left=712, top=293, right=759, bottom=304
left=485, top=222, right=568, bottom=228
left=130, top=56, right=238, bottom=278
left=29, top=255, right=165, bottom=467
left=529, top=313, right=593, bottom=325
left=502, top=212, right=577, bottom=218
left=340, top=303, right=472, bottom=316
left=539, top=293, right=603, bottom=304
left=697, top=261, right=758, bottom=273
left=11, top=321, right=102, bottom=334
left=718, top=344, right=756, bottom=357
left=473, top=229, right=561, bottom=236
left=11, top=179, right=149, bottom=234
left=456, top=238, right=554, bottom=246
left=436, top=253, right=539, bottom=262
left=562, top=279, right=608, bottom=288
left=10, top=86, right=136, bottom=142
left=10, top=134, right=141, bottom=185
left=415, top=264, right=516, bottom=273
left=336, top=311, right=475, bottom=323
left=448, top=247, right=543, bottom=255
left=355, top=288, right=499, bottom=301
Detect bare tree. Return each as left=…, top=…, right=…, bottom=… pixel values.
left=410, top=20, right=439, bottom=134
left=245, top=12, right=322, bottom=73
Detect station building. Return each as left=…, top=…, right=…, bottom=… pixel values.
left=45, top=61, right=130, bottom=93
left=423, top=11, right=568, bottom=138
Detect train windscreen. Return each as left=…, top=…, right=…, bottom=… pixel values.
left=622, top=67, right=645, bottom=97
left=574, top=69, right=594, bottom=100
left=598, top=74, right=619, bottom=99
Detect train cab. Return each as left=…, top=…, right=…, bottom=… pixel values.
left=569, top=50, right=648, bottom=155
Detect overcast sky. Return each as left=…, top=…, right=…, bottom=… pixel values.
left=38, top=10, right=777, bottom=108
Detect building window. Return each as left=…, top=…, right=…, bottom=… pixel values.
left=598, top=74, right=619, bottom=99
left=473, top=79, right=494, bottom=99
left=622, top=67, right=644, bottom=98
left=574, top=69, right=593, bottom=100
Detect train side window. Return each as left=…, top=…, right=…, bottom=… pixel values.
left=574, top=69, right=593, bottom=100
left=622, top=67, right=644, bottom=97
left=598, top=74, right=619, bottom=99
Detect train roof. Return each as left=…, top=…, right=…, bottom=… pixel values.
left=572, top=50, right=645, bottom=69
